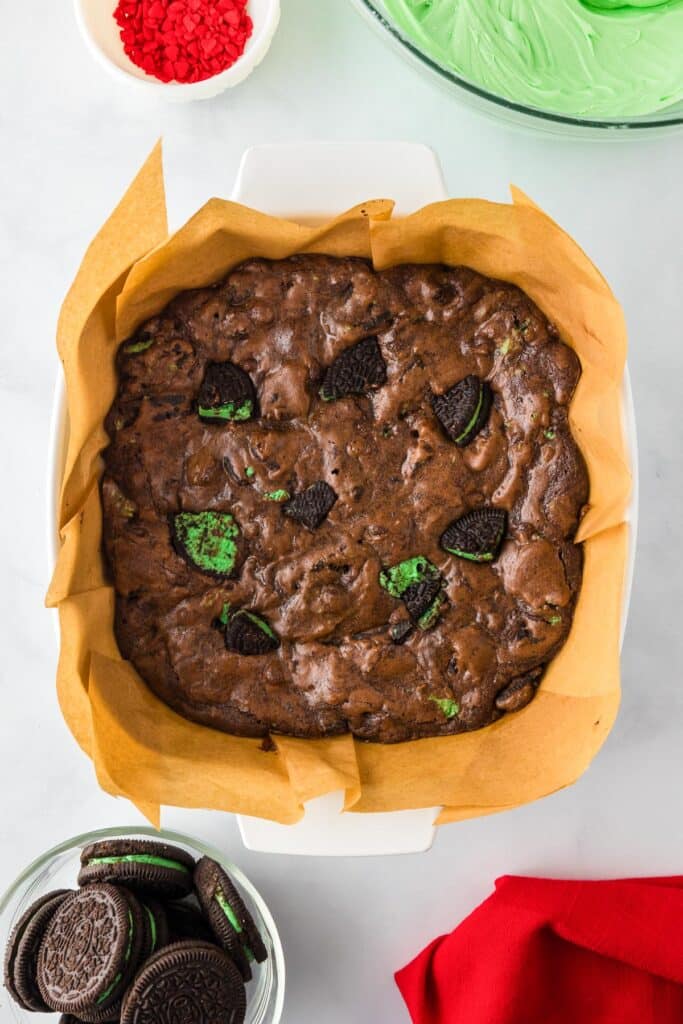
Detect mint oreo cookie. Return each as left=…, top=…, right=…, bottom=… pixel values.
left=172, top=510, right=243, bottom=578
left=198, top=361, right=256, bottom=423
left=121, top=940, right=246, bottom=1024
left=3, top=890, right=71, bottom=1012
left=283, top=481, right=337, bottom=530
left=431, top=375, right=492, bottom=446
left=440, top=508, right=507, bottom=563
left=319, top=336, right=387, bottom=402
left=222, top=608, right=280, bottom=656
left=78, top=839, right=195, bottom=900
left=37, top=884, right=145, bottom=1021
left=194, top=857, right=268, bottom=983
left=380, top=556, right=445, bottom=630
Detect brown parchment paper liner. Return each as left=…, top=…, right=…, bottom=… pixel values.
left=47, top=144, right=630, bottom=827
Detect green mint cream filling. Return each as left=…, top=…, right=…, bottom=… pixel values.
left=198, top=399, right=253, bottom=422
left=173, top=511, right=240, bottom=575
left=215, top=890, right=255, bottom=962
left=89, top=854, right=189, bottom=873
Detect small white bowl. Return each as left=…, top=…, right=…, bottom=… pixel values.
left=74, top=0, right=281, bottom=101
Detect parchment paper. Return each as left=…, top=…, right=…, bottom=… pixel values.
left=47, top=144, right=630, bottom=827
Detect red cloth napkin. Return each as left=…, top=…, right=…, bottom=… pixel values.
left=396, top=876, right=683, bottom=1024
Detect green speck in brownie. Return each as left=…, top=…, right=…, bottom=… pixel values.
left=544, top=429, right=556, bottom=440
left=123, top=335, right=154, bottom=355
left=265, top=489, right=290, bottom=502
left=547, top=614, right=562, bottom=626
left=429, top=696, right=460, bottom=719
left=245, top=466, right=255, bottom=479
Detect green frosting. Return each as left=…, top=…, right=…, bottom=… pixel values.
left=173, top=511, right=240, bottom=575
left=89, top=854, right=190, bottom=873
left=199, top=399, right=253, bottom=422
left=97, top=910, right=134, bottom=1005
left=265, top=489, right=290, bottom=502
left=383, top=0, right=683, bottom=117
left=245, top=466, right=256, bottom=479
left=215, top=890, right=256, bottom=962
left=379, top=556, right=440, bottom=599
left=429, top=696, right=460, bottom=719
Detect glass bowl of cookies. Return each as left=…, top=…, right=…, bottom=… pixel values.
left=0, top=826, right=285, bottom=1023
left=348, top=0, right=683, bottom=136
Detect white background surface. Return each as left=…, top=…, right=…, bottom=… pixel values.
left=1, top=2, right=682, bottom=1022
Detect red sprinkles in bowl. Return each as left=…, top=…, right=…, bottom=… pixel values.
left=114, top=0, right=254, bottom=84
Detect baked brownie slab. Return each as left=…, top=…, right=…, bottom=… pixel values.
left=103, top=255, right=588, bottom=743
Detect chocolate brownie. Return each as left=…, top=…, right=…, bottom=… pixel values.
left=103, top=255, right=588, bottom=743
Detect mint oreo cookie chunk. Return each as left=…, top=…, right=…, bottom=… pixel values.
left=283, top=481, right=337, bottom=530
left=441, top=508, right=507, bottom=563
left=194, top=857, right=268, bottom=983
left=78, top=839, right=195, bottom=900
left=198, top=361, right=256, bottom=423
left=431, top=375, right=492, bottom=446
left=172, top=511, right=242, bottom=578
left=380, top=556, right=445, bottom=629
left=222, top=608, right=280, bottom=656
left=319, top=336, right=387, bottom=401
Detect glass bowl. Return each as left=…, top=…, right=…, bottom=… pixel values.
left=348, top=0, right=683, bottom=137
left=0, top=827, right=285, bottom=1023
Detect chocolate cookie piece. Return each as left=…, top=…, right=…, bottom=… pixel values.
left=495, top=668, right=544, bottom=713
left=198, top=361, right=256, bottom=423
left=3, top=890, right=71, bottom=1012
left=194, top=857, right=267, bottom=983
left=78, top=839, right=195, bottom=900
left=120, top=941, right=246, bottom=1024
left=172, top=511, right=243, bottom=578
left=431, top=375, right=492, bottom=446
left=389, top=619, right=414, bottom=645
left=380, top=557, right=445, bottom=629
left=319, top=336, right=387, bottom=401
left=441, top=508, right=508, bottom=563
left=223, top=608, right=280, bottom=656
left=283, top=481, right=338, bottom=530
left=37, top=885, right=145, bottom=1020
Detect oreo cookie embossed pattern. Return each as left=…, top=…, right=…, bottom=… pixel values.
left=104, top=256, right=588, bottom=743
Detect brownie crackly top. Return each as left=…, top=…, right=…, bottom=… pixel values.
left=103, top=255, right=589, bottom=743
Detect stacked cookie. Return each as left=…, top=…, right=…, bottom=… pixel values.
left=3, top=839, right=267, bottom=1022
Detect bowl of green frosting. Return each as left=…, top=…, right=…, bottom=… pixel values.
left=350, top=0, right=683, bottom=132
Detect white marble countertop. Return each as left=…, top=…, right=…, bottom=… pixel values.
left=1, top=2, right=682, bottom=1021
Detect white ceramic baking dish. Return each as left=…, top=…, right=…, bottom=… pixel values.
left=48, top=141, right=638, bottom=856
